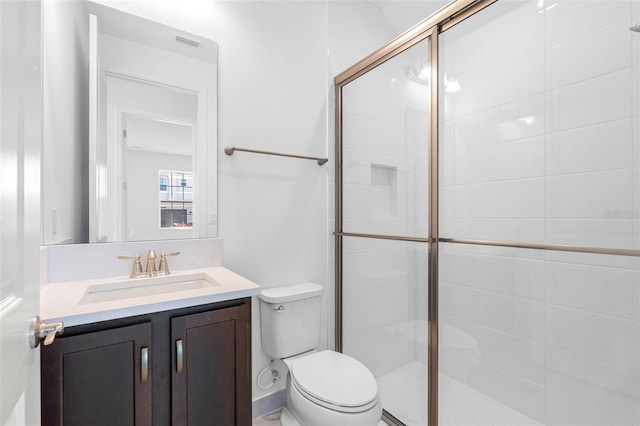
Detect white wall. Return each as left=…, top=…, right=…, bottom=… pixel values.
left=42, top=0, right=89, bottom=244
left=93, top=0, right=331, bottom=402
left=212, top=2, right=329, bottom=401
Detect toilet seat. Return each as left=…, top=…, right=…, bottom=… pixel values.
left=289, top=351, right=379, bottom=414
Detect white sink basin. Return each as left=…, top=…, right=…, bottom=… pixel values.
left=79, top=273, right=220, bottom=304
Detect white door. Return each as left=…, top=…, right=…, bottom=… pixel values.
left=0, top=1, right=43, bottom=425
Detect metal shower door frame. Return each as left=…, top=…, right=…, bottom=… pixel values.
left=335, top=0, right=640, bottom=424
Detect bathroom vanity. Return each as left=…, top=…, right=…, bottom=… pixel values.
left=41, top=299, right=250, bottom=426
left=39, top=265, right=259, bottom=426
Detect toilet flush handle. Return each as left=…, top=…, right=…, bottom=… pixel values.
left=273, top=305, right=285, bottom=312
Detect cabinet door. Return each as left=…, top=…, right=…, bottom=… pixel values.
left=171, top=303, right=250, bottom=426
left=41, top=322, right=152, bottom=426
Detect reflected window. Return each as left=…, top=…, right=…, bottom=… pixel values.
left=159, top=170, right=193, bottom=228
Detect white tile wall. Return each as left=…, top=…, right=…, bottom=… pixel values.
left=546, top=347, right=639, bottom=419
left=341, top=37, right=430, bottom=240
left=546, top=261, right=634, bottom=318
left=546, top=169, right=633, bottom=219
left=482, top=7, right=544, bottom=72
left=439, top=1, right=640, bottom=424
left=337, top=28, right=433, bottom=381
left=483, top=136, right=545, bottom=182
left=545, top=388, right=631, bottom=426
left=545, top=18, right=631, bottom=91
left=440, top=244, right=640, bottom=425
left=483, top=178, right=545, bottom=218
left=546, top=68, right=633, bottom=133
left=441, top=0, right=639, bottom=250
left=342, top=237, right=426, bottom=377
left=544, top=0, right=631, bottom=48
left=546, top=119, right=634, bottom=175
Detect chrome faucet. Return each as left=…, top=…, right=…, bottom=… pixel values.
left=145, top=250, right=157, bottom=277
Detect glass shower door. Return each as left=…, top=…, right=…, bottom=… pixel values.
left=339, top=37, right=431, bottom=425
left=438, top=1, right=640, bottom=425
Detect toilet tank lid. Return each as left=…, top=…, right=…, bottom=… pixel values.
left=259, top=283, right=323, bottom=303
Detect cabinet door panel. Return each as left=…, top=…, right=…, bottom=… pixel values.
left=171, top=304, right=250, bottom=426
left=63, top=342, right=135, bottom=425
left=41, top=322, right=152, bottom=426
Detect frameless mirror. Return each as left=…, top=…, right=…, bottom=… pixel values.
left=42, top=0, right=217, bottom=244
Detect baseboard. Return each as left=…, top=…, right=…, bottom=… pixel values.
left=252, top=390, right=286, bottom=419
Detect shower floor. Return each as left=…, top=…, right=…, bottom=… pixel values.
left=377, top=361, right=543, bottom=426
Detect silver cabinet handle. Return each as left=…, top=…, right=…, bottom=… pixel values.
left=141, top=347, right=149, bottom=383
left=29, top=316, right=64, bottom=349
left=176, top=339, right=183, bottom=373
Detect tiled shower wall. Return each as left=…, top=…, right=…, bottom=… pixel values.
left=440, top=0, right=640, bottom=247
left=341, top=38, right=431, bottom=378
left=439, top=0, right=640, bottom=424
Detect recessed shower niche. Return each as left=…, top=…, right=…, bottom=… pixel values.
left=370, top=164, right=398, bottom=218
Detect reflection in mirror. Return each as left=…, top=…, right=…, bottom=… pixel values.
left=123, top=113, right=196, bottom=241
left=42, top=0, right=217, bottom=245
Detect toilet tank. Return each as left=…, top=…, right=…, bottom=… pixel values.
left=259, top=283, right=323, bottom=359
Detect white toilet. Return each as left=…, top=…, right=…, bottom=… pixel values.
left=259, top=283, right=382, bottom=426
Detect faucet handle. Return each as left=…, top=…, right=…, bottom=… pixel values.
left=118, top=254, right=143, bottom=278
left=158, top=251, right=181, bottom=275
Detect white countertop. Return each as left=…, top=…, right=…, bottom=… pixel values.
left=41, top=267, right=260, bottom=327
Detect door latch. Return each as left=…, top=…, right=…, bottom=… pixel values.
left=29, top=316, right=64, bottom=348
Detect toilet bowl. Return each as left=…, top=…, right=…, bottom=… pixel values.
left=259, top=283, right=382, bottom=426
left=280, top=350, right=382, bottom=426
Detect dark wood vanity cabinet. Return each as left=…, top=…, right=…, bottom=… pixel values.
left=41, top=298, right=251, bottom=426
left=41, top=322, right=153, bottom=426
left=171, top=306, right=251, bottom=426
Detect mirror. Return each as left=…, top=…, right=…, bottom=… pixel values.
left=42, top=0, right=217, bottom=244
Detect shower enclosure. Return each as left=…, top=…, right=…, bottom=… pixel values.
left=335, top=0, right=640, bottom=425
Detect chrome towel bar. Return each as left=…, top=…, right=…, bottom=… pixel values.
left=224, top=146, right=328, bottom=166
